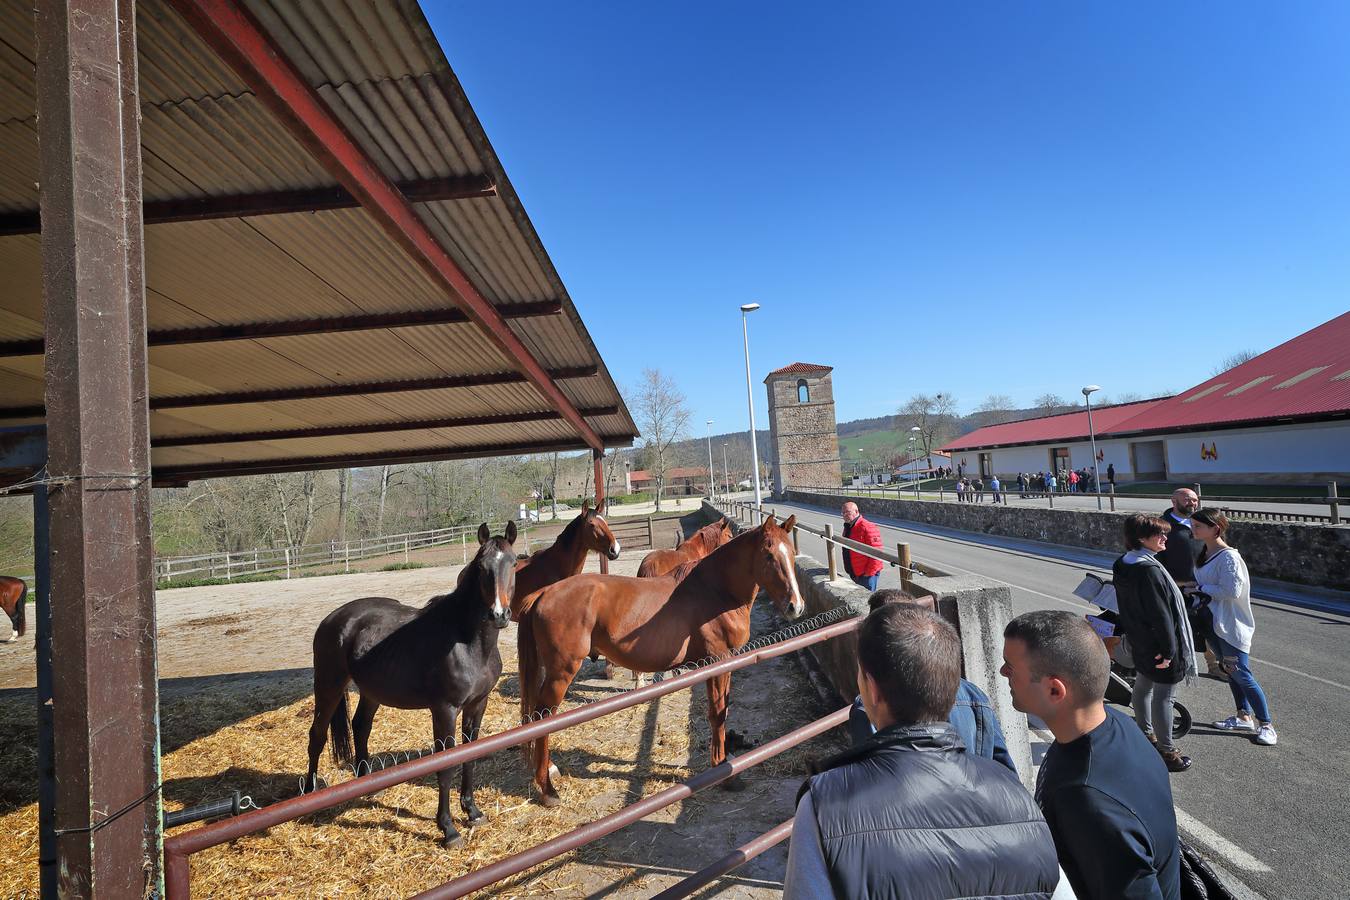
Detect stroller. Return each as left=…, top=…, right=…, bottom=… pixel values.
left=1074, top=573, right=1193, bottom=740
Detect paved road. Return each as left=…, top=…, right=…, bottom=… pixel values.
left=761, top=496, right=1348, bottom=900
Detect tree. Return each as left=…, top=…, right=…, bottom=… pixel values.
left=1212, top=349, right=1257, bottom=376
left=897, top=392, right=958, bottom=468
left=974, top=394, right=1017, bottom=426
left=1034, top=393, right=1069, bottom=415
left=1115, top=391, right=1143, bottom=404
left=633, top=368, right=691, bottom=511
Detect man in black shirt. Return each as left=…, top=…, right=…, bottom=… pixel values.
left=1002, top=610, right=1180, bottom=900
left=1160, top=488, right=1222, bottom=676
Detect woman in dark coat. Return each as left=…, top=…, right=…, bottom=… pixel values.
left=1112, top=513, right=1197, bottom=772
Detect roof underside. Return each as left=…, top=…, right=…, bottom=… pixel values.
left=0, top=0, right=636, bottom=483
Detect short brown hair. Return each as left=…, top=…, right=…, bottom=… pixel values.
left=1123, top=512, right=1171, bottom=550
left=1191, top=507, right=1230, bottom=537
left=1004, top=610, right=1109, bottom=701
left=857, top=604, right=960, bottom=725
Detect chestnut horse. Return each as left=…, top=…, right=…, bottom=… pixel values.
left=636, top=517, right=732, bottom=579
left=517, top=515, right=803, bottom=806
left=306, top=522, right=516, bottom=848
left=0, top=576, right=26, bottom=643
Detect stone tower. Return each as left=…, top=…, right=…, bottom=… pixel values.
left=765, top=362, right=842, bottom=496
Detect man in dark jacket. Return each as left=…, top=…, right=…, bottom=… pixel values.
left=840, top=501, right=883, bottom=590
left=1159, top=488, right=1220, bottom=674
left=1002, top=610, right=1181, bottom=900
left=786, top=604, right=1058, bottom=899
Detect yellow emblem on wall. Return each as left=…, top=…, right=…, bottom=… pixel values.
left=1200, top=442, right=1218, bottom=461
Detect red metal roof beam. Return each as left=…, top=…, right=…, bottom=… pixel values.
left=167, top=0, right=605, bottom=452
left=0, top=175, right=496, bottom=237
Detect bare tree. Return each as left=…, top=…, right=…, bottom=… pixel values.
left=1034, top=393, right=1069, bottom=415
left=897, top=392, right=958, bottom=468
left=1115, top=391, right=1144, bottom=404
left=633, top=368, right=691, bottom=511
left=974, top=394, right=1017, bottom=426
left=1212, top=349, right=1258, bottom=376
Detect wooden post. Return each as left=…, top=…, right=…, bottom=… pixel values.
left=344, top=542, right=350, bottom=573
left=825, top=523, right=838, bottom=581
left=1193, top=483, right=1203, bottom=501
left=1329, top=482, right=1340, bottom=526
left=1048, top=492, right=1054, bottom=509
left=225, top=551, right=233, bottom=582
left=1109, top=483, right=1116, bottom=512
left=404, top=537, right=410, bottom=564
left=792, top=525, right=800, bottom=555
left=285, top=548, right=292, bottom=579
left=898, top=542, right=912, bottom=593
left=462, top=531, right=468, bottom=564
left=647, top=516, right=655, bottom=549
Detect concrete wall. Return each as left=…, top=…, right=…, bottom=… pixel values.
left=1165, top=420, right=1350, bottom=484
left=699, top=501, right=1035, bottom=788
left=784, top=489, right=1350, bottom=591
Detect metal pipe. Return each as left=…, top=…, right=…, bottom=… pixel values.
left=649, top=817, right=795, bottom=900
left=164, top=615, right=862, bottom=861
left=740, top=305, right=762, bottom=505
left=415, top=708, right=850, bottom=899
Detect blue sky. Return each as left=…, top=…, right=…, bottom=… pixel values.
left=427, top=2, right=1350, bottom=429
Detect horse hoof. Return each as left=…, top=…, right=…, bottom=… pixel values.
left=464, top=806, right=486, bottom=825
left=602, top=664, right=615, bottom=680
left=537, top=791, right=561, bottom=808
left=721, top=774, right=747, bottom=793
left=441, top=834, right=465, bottom=850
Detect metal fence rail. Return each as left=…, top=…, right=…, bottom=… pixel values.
left=163, top=613, right=863, bottom=898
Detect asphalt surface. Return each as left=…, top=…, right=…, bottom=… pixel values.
left=762, top=495, right=1349, bottom=900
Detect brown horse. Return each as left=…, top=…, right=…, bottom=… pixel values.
left=464, top=502, right=619, bottom=620
left=306, top=522, right=516, bottom=848
left=0, top=576, right=26, bottom=643
left=636, top=517, right=733, bottom=579
left=517, top=515, right=803, bottom=806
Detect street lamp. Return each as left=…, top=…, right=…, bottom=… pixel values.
left=740, top=303, right=762, bottom=506
left=910, top=426, right=922, bottom=497
left=705, top=419, right=715, bottom=500
left=1082, top=385, right=1103, bottom=510
left=722, top=442, right=730, bottom=496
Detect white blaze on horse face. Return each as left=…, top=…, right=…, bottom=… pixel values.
left=776, top=541, right=804, bottom=618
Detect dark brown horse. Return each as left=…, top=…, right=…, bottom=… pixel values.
left=517, top=515, right=803, bottom=806
left=306, top=522, right=516, bottom=848
left=636, top=517, right=732, bottom=579
left=0, top=576, right=26, bottom=643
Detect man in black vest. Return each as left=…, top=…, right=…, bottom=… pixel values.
left=785, top=604, right=1059, bottom=898
left=1160, top=487, right=1222, bottom=676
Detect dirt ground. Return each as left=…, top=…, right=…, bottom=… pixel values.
left=0, top=534, right=845, bottom=898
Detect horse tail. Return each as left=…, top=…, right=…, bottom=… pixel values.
left=328, top=692, right=353, bottom=766
left=518, top=611, right=538, bottom=725
left=13, top=581, right=26, bottom=637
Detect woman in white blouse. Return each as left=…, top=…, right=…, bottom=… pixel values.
left=1190, top=509, right=1277, bottom=746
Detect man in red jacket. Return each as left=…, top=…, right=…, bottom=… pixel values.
left=841, top=502, right=884, bottom=590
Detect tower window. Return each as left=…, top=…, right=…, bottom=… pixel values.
left=797, top=379, right=810, bottom=403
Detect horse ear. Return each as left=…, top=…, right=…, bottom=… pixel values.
left=505, top=519, right=518, bottom=545
left=761, top=513, right=775, bottom=528
left=478, top=522, right=490, bottom=545
left=582, top=499, right=591, bottom=513
left=782, top=514, right=797, bottom=531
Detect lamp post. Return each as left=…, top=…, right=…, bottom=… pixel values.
left=722, top=442, right=730, bottom=496
left=1082, top=385, right=1103, bottom=510
left=705, top=419, right=715, bottom=500
left=740, top=303, right=762, bottom=506
left=910, top=426, right=922, bottom=498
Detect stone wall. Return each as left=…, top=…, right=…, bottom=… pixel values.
left=766, top=370, right=842, bottom=493
left=699, top=501, right=1035, bottom=788
left=784, top=489, right=1350, bottom=591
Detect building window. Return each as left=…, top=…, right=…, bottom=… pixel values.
left=797, top=379, right=810, bottom=403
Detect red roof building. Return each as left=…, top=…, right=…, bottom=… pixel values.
left=940, top=312, right=1350, bottom=485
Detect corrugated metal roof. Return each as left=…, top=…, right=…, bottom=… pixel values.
left=0, top=0, right=636, bottom=481
left=940, top=398, right=1171, bottom=452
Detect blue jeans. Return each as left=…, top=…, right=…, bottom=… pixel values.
left=1209, top=634, right=1272, bottom=723
left=851, top=573, right=878, bottom=591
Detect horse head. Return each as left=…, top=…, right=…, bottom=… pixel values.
left=751, top=515, right=804, bottom=621
left=579, top=500, right=620, bottom=561
left=475, top=521, right=518, bottom=628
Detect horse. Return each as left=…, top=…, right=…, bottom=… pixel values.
left=517, top=514, right=803, bottom=807
left=636, top=517, right=733, bottom=579
left=0, top=576, right=26, bottom=643
left=305, top=521, right=516, bottom=849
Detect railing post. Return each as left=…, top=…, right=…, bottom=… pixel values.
left=404, top=537, right=410, bottom=564
left=792, top=525, right=800, bottom=555
left=897, top=542, right=912, bottom=593
left=824, top=523, right=837, bottom=581
left=647, top=516, right=655, bottom=549
left=284, top=547, right=291, bottom=579
left=1109, top=483, right=1116, bottom=512
left=1330, top=482, right=1341, bottom=526
left=1193, top=483, right=1203, bottom=501
left=1047, top=491, right=1054, bottom=509
left=344, top=541, right=351, bottom=573
left=224, top=551, right=232, bottom=582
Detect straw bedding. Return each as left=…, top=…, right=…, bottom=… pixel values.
left=0, top=565, right=844, bottom=898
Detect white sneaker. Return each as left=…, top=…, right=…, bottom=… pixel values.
left=1255, top=724, right=1278, bottom=746
left=1213, top=715, right=1257, bottom=732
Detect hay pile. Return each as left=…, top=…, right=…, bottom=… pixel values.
left=0, top=628, right=842, bottom=898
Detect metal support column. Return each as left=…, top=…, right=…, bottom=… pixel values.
left=36, top=1, right=162, bottom=894
left=33, top=484, right=55, bottom=899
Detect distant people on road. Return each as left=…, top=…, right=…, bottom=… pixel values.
left=1113, top=513, right=1197, bottom=772
left=1047, top=472, right=1058, bottom=493
left=840, top=501, right=883, bottom=591
left=1002, top=610, right=1181, bottom=900
left=1107, top=463, right=1116, bottom=486
left=785, top=603, right=1059, bottom=899
left=1068, top=469, right=1079, bottom=493
left=955, top=479, right=965, bottom=502
left=973, top=477, right=985, bottom=502
left=848, top=589, right=1016, bottom=772
left=1190, top=509, right=1278, bottom=746
left=990, top=474, right=1002, bottom=503
left=1017, top=472, right=1027, bottom=497
left=1159, top=488, right=1221, bottom=677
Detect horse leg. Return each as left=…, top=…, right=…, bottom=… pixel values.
left=459, top=693, right=490, bottom=825
left=531, top=663, right=581, bottom=807
left=305, top=676, right=347, bottom=793
left=706, top=673, right=745, bottom=792
left=351, top=694, right=380, bottom=776
left=430, top=703, right=463, bottom=849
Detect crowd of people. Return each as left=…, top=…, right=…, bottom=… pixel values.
left=1014, top=466, right=1104, bottom=496
left=784, top=494, right=1277, bottom=897
left=953, top=474, right=1003, bottom=503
